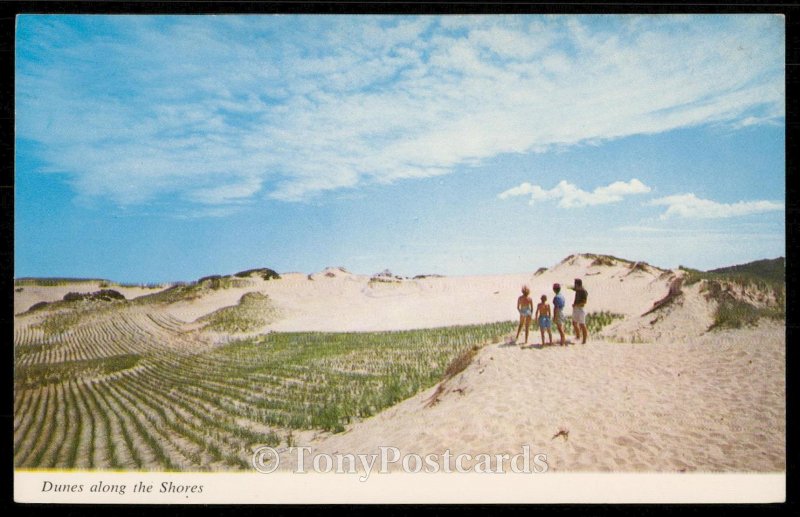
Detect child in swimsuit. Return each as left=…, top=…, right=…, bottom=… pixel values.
left=535, top=295, right=553, bottom=347
left=515, top=286, right=533, bottom=344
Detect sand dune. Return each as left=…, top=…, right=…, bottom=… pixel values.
left=278, top=321, right=785, bottom=473
left=14, top=253, right=785, bottom=473
left=16, top=254, right=676, bottom=333
left=13, top=282, right=162, bottom=316
left=256, top=256, right=676, bottom=333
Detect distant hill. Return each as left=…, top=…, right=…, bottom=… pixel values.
left=14, top=277, right=109, bottom=286
left=708, top=257, right=784, bottom=286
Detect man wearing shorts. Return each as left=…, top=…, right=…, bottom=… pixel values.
left=572, top=278, right=588, bottom=344
left=552, top=283, right=566, bottom=346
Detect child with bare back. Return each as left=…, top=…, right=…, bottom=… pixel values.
left=515, top=286, right=533, bottom=344
left=535, top=295, right=553, bottom=347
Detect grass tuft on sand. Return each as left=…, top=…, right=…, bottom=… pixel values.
left=199, top=292, right=280, bottom=333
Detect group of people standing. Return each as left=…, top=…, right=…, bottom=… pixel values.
left=514, top=279, right=588, bottom=347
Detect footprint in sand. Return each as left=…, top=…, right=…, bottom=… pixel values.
left=686, top=430, right=706, bottom=441
left=613, top=436, right=636, bottom=448
left=612, top=456, right=629, bottom=469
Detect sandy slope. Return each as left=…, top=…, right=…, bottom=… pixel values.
left=14, top=282, right=163, bottom=316
left=277, top=321, right=785, bottom=473
left=15, top=255, right=677, bottom=333
left=599, top=281, right=717, bottom=344
left=14, top=254, right=785, bottom=473
left=155, top=255, right=678, bottom=333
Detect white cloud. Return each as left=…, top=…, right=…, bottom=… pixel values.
left=499, top=178, right=651, bottom=208
left=650, top=193, right=784, bottom=219
left=16, top=15, right=785, bottom=208
left=186, top=176, right=263, bottom=205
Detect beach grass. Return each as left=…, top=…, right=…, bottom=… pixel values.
left=563, top=311, right=624, bottom=335
left=14, top=318, right=513, bottom=470
left=679, top=259, right=784, bottom=330
left=199, top=292, right=280, bottom=333
left=709, top=297, right=785, bottom=330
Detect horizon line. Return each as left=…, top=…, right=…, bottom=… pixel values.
left=13, top=253, right=786, bottom=286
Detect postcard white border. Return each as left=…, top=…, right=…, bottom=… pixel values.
left=14, top=471, right=786, bottom=504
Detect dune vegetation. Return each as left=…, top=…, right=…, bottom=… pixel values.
left=13, top=254, right=783, bottom=472
left=562, top=311, right=624, bottom=335
left=199, top=292, right=281, bottom=333
left=14, top=305, right=523, bottom=470
left=680, top=258, right=785, bottom=330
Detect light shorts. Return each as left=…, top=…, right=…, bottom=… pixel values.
left=519, top=308, right=532, bottom=317
left=553, top=311, right=565, bottom=325
left=572, top=306, right=586, bottom=325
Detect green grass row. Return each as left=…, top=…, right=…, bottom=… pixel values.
left=15, top=354, right=142, bottom=390
left=197, top=322, right=513, bottom=432
left=15, top=315, right=625, bottom=470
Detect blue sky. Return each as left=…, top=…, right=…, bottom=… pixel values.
left=15, top=14, right=785, bottom=283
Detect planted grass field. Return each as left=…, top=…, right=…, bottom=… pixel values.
left=14, top=305, right=513, bottom=471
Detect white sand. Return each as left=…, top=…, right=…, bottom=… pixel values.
left=15, top=255, right=676, bottom=333
left=143, top=255, right=677, bottom=334
left=278, top=321, right=785, bottom=473
left=15, top=254, right=785, bottom=472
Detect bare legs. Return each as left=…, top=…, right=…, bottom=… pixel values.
left=515, top=315, right=531, bottom=344
left=555, top=321, right=565, bottom=346
left=573, top=320, right=588, bottom=344
left=540, top=326, right=553, bottom=347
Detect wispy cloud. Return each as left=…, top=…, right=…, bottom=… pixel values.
left=16, top=15, right=784, bottom=210
left=499, top=178, right=651, bottom=207
left=615, top=224, right=781, bottom=236
left=649, top=193, right=784, bottom=219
